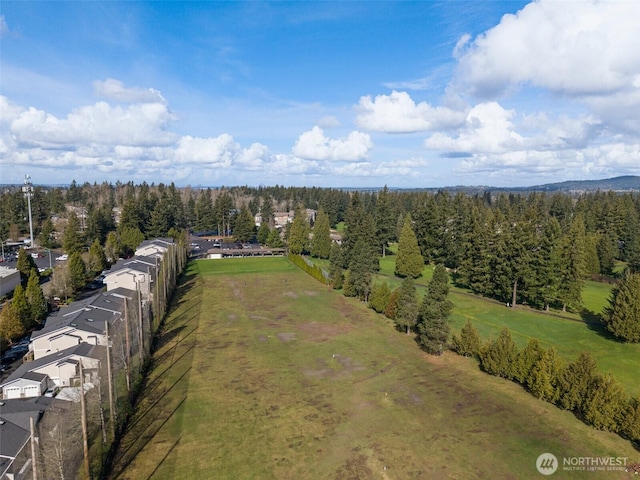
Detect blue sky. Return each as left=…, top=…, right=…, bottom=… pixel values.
left=1, top=1, right=639, bottom=188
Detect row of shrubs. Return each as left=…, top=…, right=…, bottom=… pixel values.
left=452, top=322, right=640, bottom=446
left=288, top=254, right=330, bottom=285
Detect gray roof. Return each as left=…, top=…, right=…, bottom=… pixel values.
left=107, top=255, right=158, bottom=276
left=0, top=416, right=29, bottom=460
left=0, top=398, right=50, bottom=476
left=0, top=397, right=48, bottom=431
left=32, top=291, right=124, bottom=340
left=1, top=343, right=102, bottom=388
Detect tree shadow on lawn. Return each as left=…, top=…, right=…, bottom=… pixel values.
left=580, top=308, right=620, bottom=341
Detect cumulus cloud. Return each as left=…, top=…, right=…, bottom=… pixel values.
left=355, top=91, right=466, bottom=133
left=9, top=101, right=177, bottom=148
left=94, top=78, right=167, bottom=104
left=455, top=0, right=640, bottom=98
left=425, top=102, right=523, bottom=153
left=292, top=126, right=371, bottom=161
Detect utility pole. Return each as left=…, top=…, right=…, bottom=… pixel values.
left=79, top=361, right=90, bottom=479
left=136, top=278, right=144, bottom=364
left=105, top=321, right=116, bottom=439
left=22, top=174, right=35, bottom=248
left=30, top=416, right=38, bottom=480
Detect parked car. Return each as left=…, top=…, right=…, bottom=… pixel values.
left=44, top=387, right=60, bottom=397
left=55, top=254, right=68, bottom=261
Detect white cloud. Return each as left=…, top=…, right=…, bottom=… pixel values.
left=425, top=102, right=523, bottom=153
left=174, top=134, right=237, bottom=167
left=0, top=95, right=25, bottom=125
left=455, top=0, right=640, bottom=98
left=355, top=91, right=466, bottom=133
left=94, top=78, right=167, bottom=104
left=9, top=101, right=177, bottom=148
left=292, top=126, right=371, bottom=161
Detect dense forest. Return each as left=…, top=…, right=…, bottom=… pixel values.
left=2, top=180, right=640, bottom=313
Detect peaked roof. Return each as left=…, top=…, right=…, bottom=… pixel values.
left=32, top=291, right=125, bottom=340
left=1, top=343, right=102, bottom=389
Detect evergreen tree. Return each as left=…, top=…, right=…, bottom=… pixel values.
left=62, top=210, right=84, bottom=254
left=104, top=231, right=121, bottom=263
left=213, top=192, right=234, bottom=236
left=412, top=193, right=443, bottom=264
left=233, top=205, right=256, bottom=243
left=266, top=228, right=284, bottom=248
left=328, top=243, right=344, bottom=289
left=375, top=186, right=396, bottom=256
left=68, top=252, right=86, bottom=290
left=395, top=214, right=424, bottom=278
left=119, top=227, right=144, bottom=257
left=11, top=284, right=32, bottom=329
left=480, top=327, right=519, bottom=379
left=287, top=206, right=310, bottom=255
left=557, top=215, right=587, bottom=311
left=384, top=288, right=399, bottom=320
left=87, top=238, right=107, bottom=276
left=260, top=196, right=275, bottom=228
left=0, top=302, right=25, bottom=343
left=344, top=239, right=376, bottom=301
left=25, top=269, right=47, bottom=326
left=527, top=347, right=563, bottom=403
left=451, top=320, right=481, bottom=358
left=557, top=352, right=598, bottom=412
left=597, top=229, right=618, bottom=276
left=369, top=282, right=391, bottom=314
left=310, top=207, right=332, bottom=259
left=514, top=338, right=545, bottom=384
left=38, top=218, right=55, bottom=249
left=582, top=374, right=627, bottom=432
left=395, top=277, right=419, bottom=334
left=621, top=397, right=640, bottom=442
left=257, top=223, right=270, bottom=245
left=195, top=189, right=215, bottom=232
left=16, top=248, right=38, bottom=285
left=416, top=264, right=454, bottom=354
left=602, top=271, right=640, bottom=342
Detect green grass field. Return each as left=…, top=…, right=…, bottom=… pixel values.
left=108, top=258, right=638, bottom=479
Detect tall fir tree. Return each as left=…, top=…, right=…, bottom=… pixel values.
left=0, top=302, right=25, bottom=343
left=16, top=248, right=38, bottom=285
left=68, top=252, right=87, bottom=290
left=62, top=210, right=84, bottom=254
left=287, top=206, right=310, bottom=255
left=602, top=271, right=640, bottom=342
left=310, top=207, right=332, bottom=259
left=233, top=205, right=256, bottom=243
left=11, top=284, right=32, bottom=330
left=557, top=351, right=598, bottom=412
left=25, top=269, right=47, bottom=326
left=395, top=214, right=424, bottom=278
left=395, top=277, right=419, bottom=334
left=375, top=186, right=396, bottom=257
left=557, top=215, right=587, bottom=311
left=416, top=264, right=454, bottom=354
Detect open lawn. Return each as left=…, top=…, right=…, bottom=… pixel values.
left=108, top=258, right=638, bottom=479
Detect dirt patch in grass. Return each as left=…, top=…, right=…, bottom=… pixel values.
left=276, top=332, right=297, bottom=342
left=297, top=321, right=352, bottom=342
left=283, top=291, right=298, bottom=298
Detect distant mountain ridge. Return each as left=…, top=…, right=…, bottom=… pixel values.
left=389, top=175, right=640, bottom=194
left=512, top=175, right=640, bottom=192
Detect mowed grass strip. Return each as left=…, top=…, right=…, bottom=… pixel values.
left=111, top=258, right=638, bottom=480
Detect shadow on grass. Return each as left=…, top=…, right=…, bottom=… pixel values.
left=580, top=308, right=620, bottom=341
